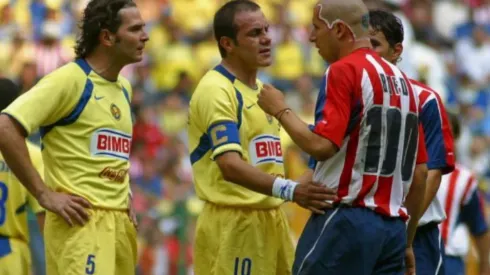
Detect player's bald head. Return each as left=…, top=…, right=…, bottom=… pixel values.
left=315, top=0, right=369, bottom=39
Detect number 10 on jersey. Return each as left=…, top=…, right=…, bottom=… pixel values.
left=364, top=106, right=418, bottom=181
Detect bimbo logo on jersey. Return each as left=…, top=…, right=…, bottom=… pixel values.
left=90, top=128, right=132, bottom=160
left=248, top=135, right=283, bottom=166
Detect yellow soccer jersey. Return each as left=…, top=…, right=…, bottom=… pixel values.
left=0, top=141, right=44, bottom=242
left=188, top=64, right=284, bottom=208
left=2, top=59, right=133, bottom=210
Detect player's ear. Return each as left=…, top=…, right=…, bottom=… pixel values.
left=336, top=22, right=352, bottom=41
left=392, top=42, right=403, bottom=63
left=100, top=29, right=116, bottom=47
left=219, top=36, right=234, bottom=56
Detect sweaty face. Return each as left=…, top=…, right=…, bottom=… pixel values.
left=113, top=7, right=149, bottom=64
left=232, top=10, right=272, bottom=68
left=309, top=5, right=338, bottom=64
left=369, top=27, right=396, bottom=63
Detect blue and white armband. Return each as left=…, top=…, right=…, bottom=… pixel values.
left=272, top=178, right=299, bottom=201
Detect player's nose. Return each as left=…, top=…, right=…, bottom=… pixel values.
left=309, top=31, right=316, bottom=43
left=141, top=31, right=150, bottom=43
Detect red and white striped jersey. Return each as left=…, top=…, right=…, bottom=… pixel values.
left=311, top=48, right=427, bottom=220
left=411, top=80, right=455, bottom=225
left=437, top=164, right=488, bottom=257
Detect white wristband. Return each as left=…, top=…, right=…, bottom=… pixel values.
left=272, top=178, right=299, bottom=201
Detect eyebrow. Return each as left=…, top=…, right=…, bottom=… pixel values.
left=246, top=24, right=268, bottom=34
left=128, top=23, right=145, bottom=30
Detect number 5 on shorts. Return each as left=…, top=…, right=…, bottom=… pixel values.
left=234, top=257, right=252, bottom=275
left=85, top=254, right=96, bottom=275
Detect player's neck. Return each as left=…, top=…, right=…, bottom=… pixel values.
left=84, top=51, right=125, bottom=82
left=221, top=59, right=258, bottom=89
left=339, top=39, right=372, bottom=60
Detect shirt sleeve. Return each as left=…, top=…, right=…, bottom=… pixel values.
left=313, top=63, right=354, bottom=148
left=1, top=66, right=80, bottom=135
left=461, top=178, right=488, bottom=236
left=197, top=82, right=242, bottom=160
left=416, top=124, right=428, bottom=164
left=420, top=97, right=455, bottom=173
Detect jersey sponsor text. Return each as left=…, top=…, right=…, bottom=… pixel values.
left=91, top=128, right=131, bottom=160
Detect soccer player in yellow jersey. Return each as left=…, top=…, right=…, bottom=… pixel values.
left=0, top=1, right=149, bottom=274
left=188, top=1, right=336, bottom=274
left=0, top=78, right=46, bottom=275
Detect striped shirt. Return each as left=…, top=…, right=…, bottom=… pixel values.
left=437, top=164, right=488, bottom=257
left=310, top=48, right=427, bottom=220
left=411, top=80, right=455, bottom=225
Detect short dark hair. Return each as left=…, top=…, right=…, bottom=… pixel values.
left=213, top=0, right=261, bottom=58
left=447, top=111, right=461, bottom=141
left=369, top=9, right=404, bottom=47
left=75, top=0, right=136, bottom=59
left=0, top=78, right=20, bottom=111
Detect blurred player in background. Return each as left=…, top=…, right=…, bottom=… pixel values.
left=188, top=1, right=336, bottom=274
left=438, top=112, right=490, bottom=275
left=0, top=78, right=45, bottom=275
left=0, top=0, right=148, bottom=274
left=368, top=10, right=456, bottom=275
left=258, top=0, right=428, bottom=274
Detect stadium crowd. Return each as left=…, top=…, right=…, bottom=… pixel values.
left=1, top=0, right=490, bottom=274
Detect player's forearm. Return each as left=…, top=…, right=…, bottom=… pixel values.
left=0, top=115, right=48, bottom=199
left=218, top=155, right=277, bottom=196
left=475, top=231, right=490, bottom=274
left=405, top=163, right=428, bottom=246
left=420, top=169, right=442, bottom=215
left=277, top=110, right=336, bottom=161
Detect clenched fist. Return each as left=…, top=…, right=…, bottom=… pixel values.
left=258, top=84, right=288, bottom=117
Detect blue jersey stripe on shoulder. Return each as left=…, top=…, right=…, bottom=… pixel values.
left=75, top=59, right=92, bottom=75
left=235, top=88, right=243, bottom=129
left=0, top=236, right=12, bottom=258
left=190, top=134, right=212, bottom=164
left=214, top=64, right=236, bottom=82
left=122, top=86, right=130, bottom=104
left=59, top=80, right=93, bottom=125
left=40, top=79, right=94, bottom=139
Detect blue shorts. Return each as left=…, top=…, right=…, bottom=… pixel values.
left=443, top=256, right=464, bottom=275
left=293, top=206, right=406, bottom=275
left=413, top=222, right=445, bottom=275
